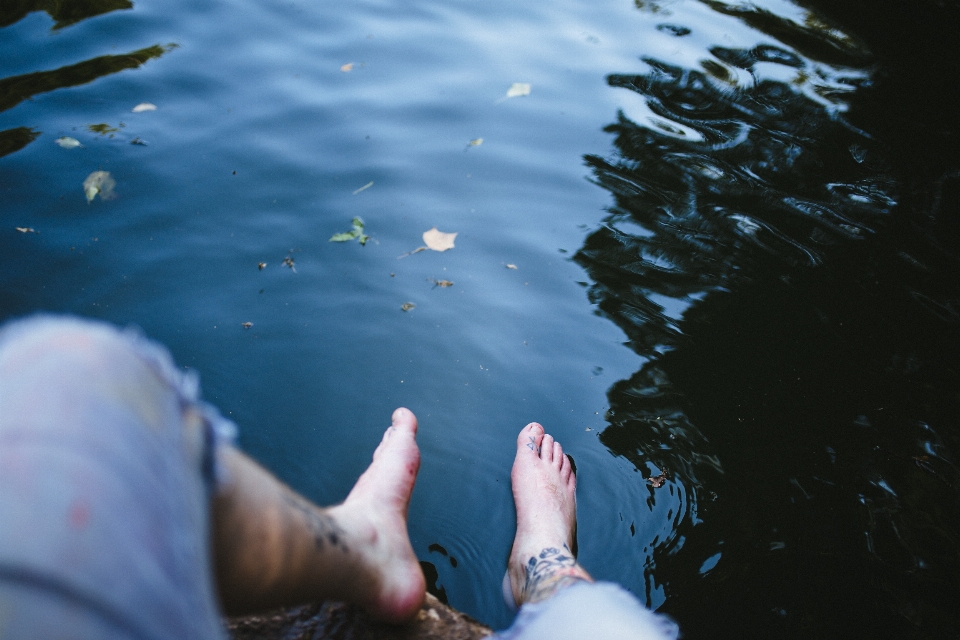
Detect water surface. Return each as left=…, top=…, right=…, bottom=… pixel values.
left=2, top=0, right=958, bottom=636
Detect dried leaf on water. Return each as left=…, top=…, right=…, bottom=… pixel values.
left=423, top=227, right=457, bottom=251
left=55, top=137, right=83, bottom=149
left=258, top=262, right=267, bottom=270
left=329, top=216, right=369, bottom=245
left=86, top=123, right=124, bottom=137
left=647, top=470, right=668, bottom=488
left=340, top=63, right=354, bottom=72
left=432, top=279, right=454, bottom=288
left=15, top=227, right=37, bottom=233
left=132, top=103, right=157, bottom=112
left=352, top=181, right=373, bottom=195
left=496, top=83, right=531, bottom=103
left=282, top=256, right=297, bottom=272
left=83, top=171, right=116, bottom=203
left=401, top=302, right=415, bottom=312
left=464, top=138, right=483, bottom=150
left=241, top=322, right=253, bottom=329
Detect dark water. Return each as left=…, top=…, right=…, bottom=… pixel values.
left=2, top=0, right=958, bottom=637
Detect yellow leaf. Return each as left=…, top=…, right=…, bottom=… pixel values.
left=423, top=227, right=457, bottom=252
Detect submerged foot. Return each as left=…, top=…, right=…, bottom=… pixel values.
left=332, top=407, right=426, bottom=622
left=507, top=422, right=592, bottom=606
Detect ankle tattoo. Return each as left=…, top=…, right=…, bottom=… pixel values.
left=521, top=544, right=587, bottom=603
left=282, top=493, right=348, bottom=552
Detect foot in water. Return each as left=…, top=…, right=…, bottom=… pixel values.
left=329, top=407, right=426, bottom=622
left=507, top=422, right=593, bottom=607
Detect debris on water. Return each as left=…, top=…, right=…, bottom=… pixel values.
left=258, top=262, right=267, bottom=270
left=647, top=469, right=668, bottom=488
left=83, top=171, right=116, bottom=203
left=131, top=103, right=157, bottom=112
left=401, top=302, right=415, bottom=312
left=340, top=63, right=354, bottom=72
left=15, top=227, right=37, bottom=233
left=496, top=83, right=531, bottom=103
left=55, top=137, right=83, bottom=149
left=465, top=138, right=483, bottom=150
left=241, top=322, right=253, bottom=329
left=329, top=216, right=369, bottom=245
left=398, top=246, right=427, bottom=259
left=282, top=256, right=296, bottom=272
left=423, top=227, right=457, bottom=251
left=432, top=279, right=453, bottom=288
left=130, top=137, right=148, bottom=146
left=352, top=181, right=373, bottom=195
left=86, top=123, right=124, bottom=137
left=506, top=263, right=518, bottom=269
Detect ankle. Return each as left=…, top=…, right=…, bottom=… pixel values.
left=509, top=543, right=592, bottom=606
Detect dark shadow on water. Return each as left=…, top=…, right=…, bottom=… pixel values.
left=1, top=0, right=132, bottom=30
left=0, top=126, right=40, bottom=158
left=580, top=1, right=960, bottom=637
left=0, top=44, right=174, bottom=115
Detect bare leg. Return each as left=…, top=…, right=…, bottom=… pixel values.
left=507, top=423, right=593, bottom=606
left=213, top=408, right=425, bottom=622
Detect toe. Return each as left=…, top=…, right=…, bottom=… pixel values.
left=517, top=422, right=544, bottom=455
left=553, top=441, right=564, bottom=467
left=391, top=407, right=418, bottom=435
left=542, top=434, right=555, bottom=461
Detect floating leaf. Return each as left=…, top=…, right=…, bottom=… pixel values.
left=647, top=470, right=668, bottom=488
left=401, top=302, right=415, bottom=312
left=352, top=181, right=373, bottom=195
left=130, top=137, right=148, bottom=146
left=423, top=227, right=457, bottom=252
left=86, top=123, right=124, bottom=137
left=340, top=63, right=354, bottom=72
left=258, top=262, right=267, bottom=270
left=15, top=227, right=37, bottom=233
left=465, top=138, right=483, bottom=150
left=83, top=171, right=116, bottom=203
left=132, top=102, right=157, bottom=112
left=241, top=322, right=253, bottom=329
left=432, top=279, right=454, bottom=288
left=505, top=83, right=531, bottom=98
left=282, top=256, right=297, bottom=272
left=506, top=263, right=518, bottom=269
left=55, top=136, right=83, bottom=149
left=329, top=216, right=369, bottom=245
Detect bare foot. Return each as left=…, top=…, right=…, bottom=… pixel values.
left=507, top=422, right=592, bottom=606
left=329, top=407, right=426, bottom=622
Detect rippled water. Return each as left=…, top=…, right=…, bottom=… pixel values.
left=2, top=0, right=958, bottom=636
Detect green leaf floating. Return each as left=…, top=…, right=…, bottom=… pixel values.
left=329, top=216, right=369, bottom=245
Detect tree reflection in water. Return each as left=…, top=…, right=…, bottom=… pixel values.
left=0, top=3, right=170, bottom=158
left=577, top=2, right=959, bottom=637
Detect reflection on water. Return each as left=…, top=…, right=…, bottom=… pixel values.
left=0, top=5, right=171, bottom=158
left=0, top=0, right=132, bottom=30
left=581, top=0, right=959, bottom=636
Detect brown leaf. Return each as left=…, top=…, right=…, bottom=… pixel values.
left=241, top=322, right=253, bottom=329
left=423, top=227, right=457, bottom=252
left=433, top=279, right=453, bottom=288
left=647, top=470, right=668, bottom=488
left=401, top=302, right=416, bottom=312
left=258, top=262, right=267, bottom=270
